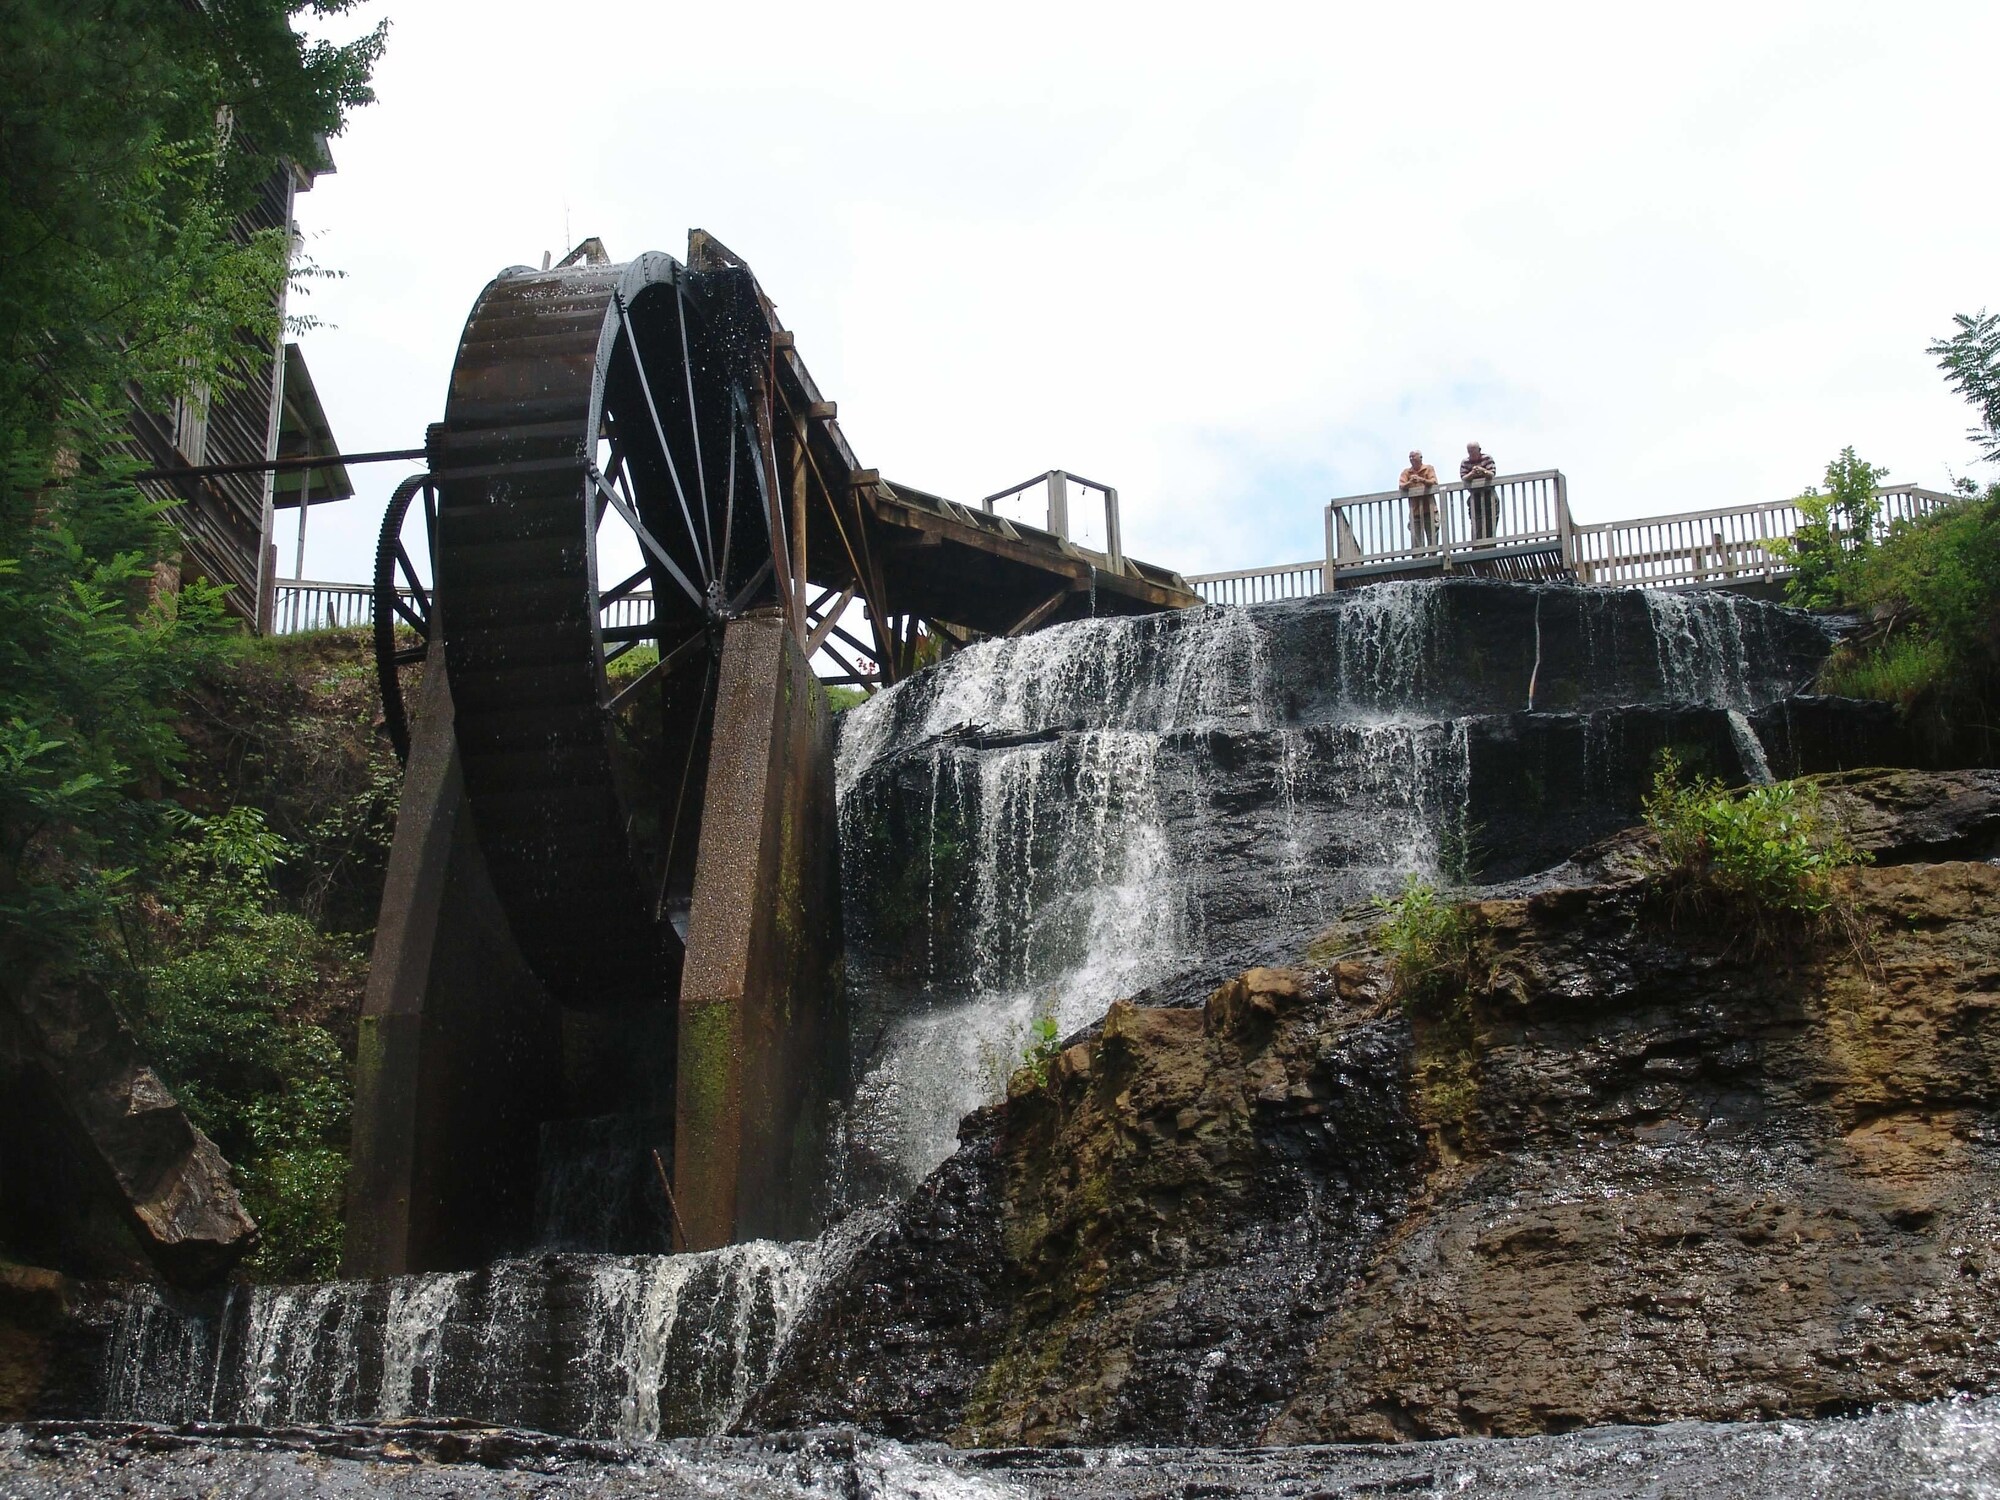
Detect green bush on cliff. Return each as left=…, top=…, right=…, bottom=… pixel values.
left=1800, top=314, right=2000, bottom=754
left=1773, top=448, right=1887, bottom=610
left=117, top=807, right=356, bottom=1281
left=1643, top=753, right=1865, bottom=924
left=1817, top=489, right=2000, bottom=755
left=1379, top=876, right=1479, bottom=1007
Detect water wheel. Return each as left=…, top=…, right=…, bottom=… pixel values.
left=413, top=250, right=787, bottom=1007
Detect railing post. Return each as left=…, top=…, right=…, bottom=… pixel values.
left=1322, top=503, right=1336, bottom=592
left=1103, top=486, right=1123, bottom=575
left=1555, top=470, right=1575, bottom=578
left=1046, top=469, right=1069, bottom=540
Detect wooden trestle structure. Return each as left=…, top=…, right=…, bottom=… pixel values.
left=681, top=232, right=1197, bottom=684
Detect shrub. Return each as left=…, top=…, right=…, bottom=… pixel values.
left=1016, top=1014, right=1063, bottom=1090
left=1819, top=630, right=1952, bottom=712
left=1378, top=875, right=1479, bottom=1008
left=1642, top=752, right=1866, bottom=928
left=118, top=807, right=356, bottom=1280
left=1773, top=447, right=1887, bottom=610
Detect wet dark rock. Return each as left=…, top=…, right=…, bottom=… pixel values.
left=11, top=1398, right=1997, bottom=1497
left=761, top=771, right=2000, bottom=1446
left=0, top=967, right=254, bottom=1288
left=1816, top=767, right=2000, bottom=864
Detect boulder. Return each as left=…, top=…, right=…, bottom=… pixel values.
left=0, top=967, right=255, bottom=1287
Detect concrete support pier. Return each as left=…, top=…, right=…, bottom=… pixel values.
left=342, top=653, right=561, bottom=1277
left=674, top=610, right=845, bottom=1250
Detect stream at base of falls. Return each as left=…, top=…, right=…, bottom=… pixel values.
left=9, top=1394, right=2000, bottom=1497
left=71, top=581, right=1934, bottom=1470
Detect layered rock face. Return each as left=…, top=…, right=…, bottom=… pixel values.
left=752, top=769, right=2000, bottom=1445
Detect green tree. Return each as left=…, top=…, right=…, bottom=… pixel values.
left=0, top=3, right=382, bottom=970
left=0, top=2, right=384, bottom=442
left=1776, top=446, right=1886, bottom=609
left=122, top=808, right=357, bottom=1279
left=1929, top=309, right=2000, bottom=466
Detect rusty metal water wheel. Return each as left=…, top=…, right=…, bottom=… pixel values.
left=420, top=252, right=783, bottom=1007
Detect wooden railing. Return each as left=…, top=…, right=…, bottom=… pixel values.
left=1186, top=475, right=1962, bottom=600
left=1325, top=469, right=1571, bottom=581
left=284, top=483, right=1965, bottom=632
left=1570, top=484, right=1955, bottom=589
left=271, top=580, right=376, bottom=634
left=1189, top=559, right=1323, bottom=606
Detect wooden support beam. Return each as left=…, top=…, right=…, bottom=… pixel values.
left=805, top=584, right=858, bottom=657
left=770, top=331, right=795, bottom=351
left=806, top=401, right=836, bottom=420
left=789, top=413, right=809, bottom=637
left=1006, top=587, right=1074, bottom=638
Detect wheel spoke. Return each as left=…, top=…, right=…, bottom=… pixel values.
left=655, top=654, right=717, bottom=919
left=726, top=556, right=774, bottom=615
left=674, top=287, right=716, bottom=573
left=395, top=542, right=432, bottom=616
left=600, top=565, right=650, bottom=607
left=391, top=592, right=428, bottom=633
left=614, top=293, right=709, bottom=584
left=592, top=469, right=703, bottom=609
left=601, top=628, right=706, bottom=716
left=719, top=402, right=740, bottom=592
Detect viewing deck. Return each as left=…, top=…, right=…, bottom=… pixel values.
left=1186, top=471, right=1960, bottom=606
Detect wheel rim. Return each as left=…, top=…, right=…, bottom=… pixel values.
left=429, top=253, right=781, bottom=1007
left=373, top=472, right=437, bottom=763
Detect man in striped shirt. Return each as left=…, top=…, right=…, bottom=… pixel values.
left=1461, top=442, right=1499, bottom=539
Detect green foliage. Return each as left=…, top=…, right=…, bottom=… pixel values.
left=824, top=684, right=870, bottom=713
left=0, top=0, right=384, bottom=435
left=1017, top=1014, right=1064, bottom=1090
left=118, top=808, right=355, bottom=1281
left=1819, top=630, right=1952, bottom=709
left=0, top=410, right=235, bottom=966
left=0, top=6, right=381, bottom=1279
left=1642, top=752, right=1866, bottom=927
left=1774, top=447, right=1887, bottom=609
left=1815, top=488, right=2000, bottom=753
left=1929, top=309, right=2000, bottom=464
left=1377, top=875, right=1479, bottom=1008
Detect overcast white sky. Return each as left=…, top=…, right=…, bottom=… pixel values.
left=285, top=0, right=2000, bottom=586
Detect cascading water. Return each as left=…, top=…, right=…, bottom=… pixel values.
left=834, top=580, right=1837, bottom=1194
left=93, top=1215, right=880, bottom=1441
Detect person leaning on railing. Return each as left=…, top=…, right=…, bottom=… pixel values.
left=1461, top=442, right=1499, bottom=539
left=1399, top=449, right=1440, bottom=547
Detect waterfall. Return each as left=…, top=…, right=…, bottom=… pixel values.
left=837, top=581, right=1836, bottom=1194
left=1727, top=709, right=1776, bottom=785
left=87, top=580, right=1850, bottom=1447
left=94, top=1218, right=879, bottom=1441
left=1643, top=589, right=1810, bottom=709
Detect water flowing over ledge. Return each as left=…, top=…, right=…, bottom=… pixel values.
left=93, top=1216, right=880, bottom=1441
left=12, top=1393, right=2000, bottom=1496
left=832, top=581, right=1840, bottom=1194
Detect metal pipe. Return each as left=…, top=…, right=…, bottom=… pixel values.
left=134, top=447, right=425, bottom=483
